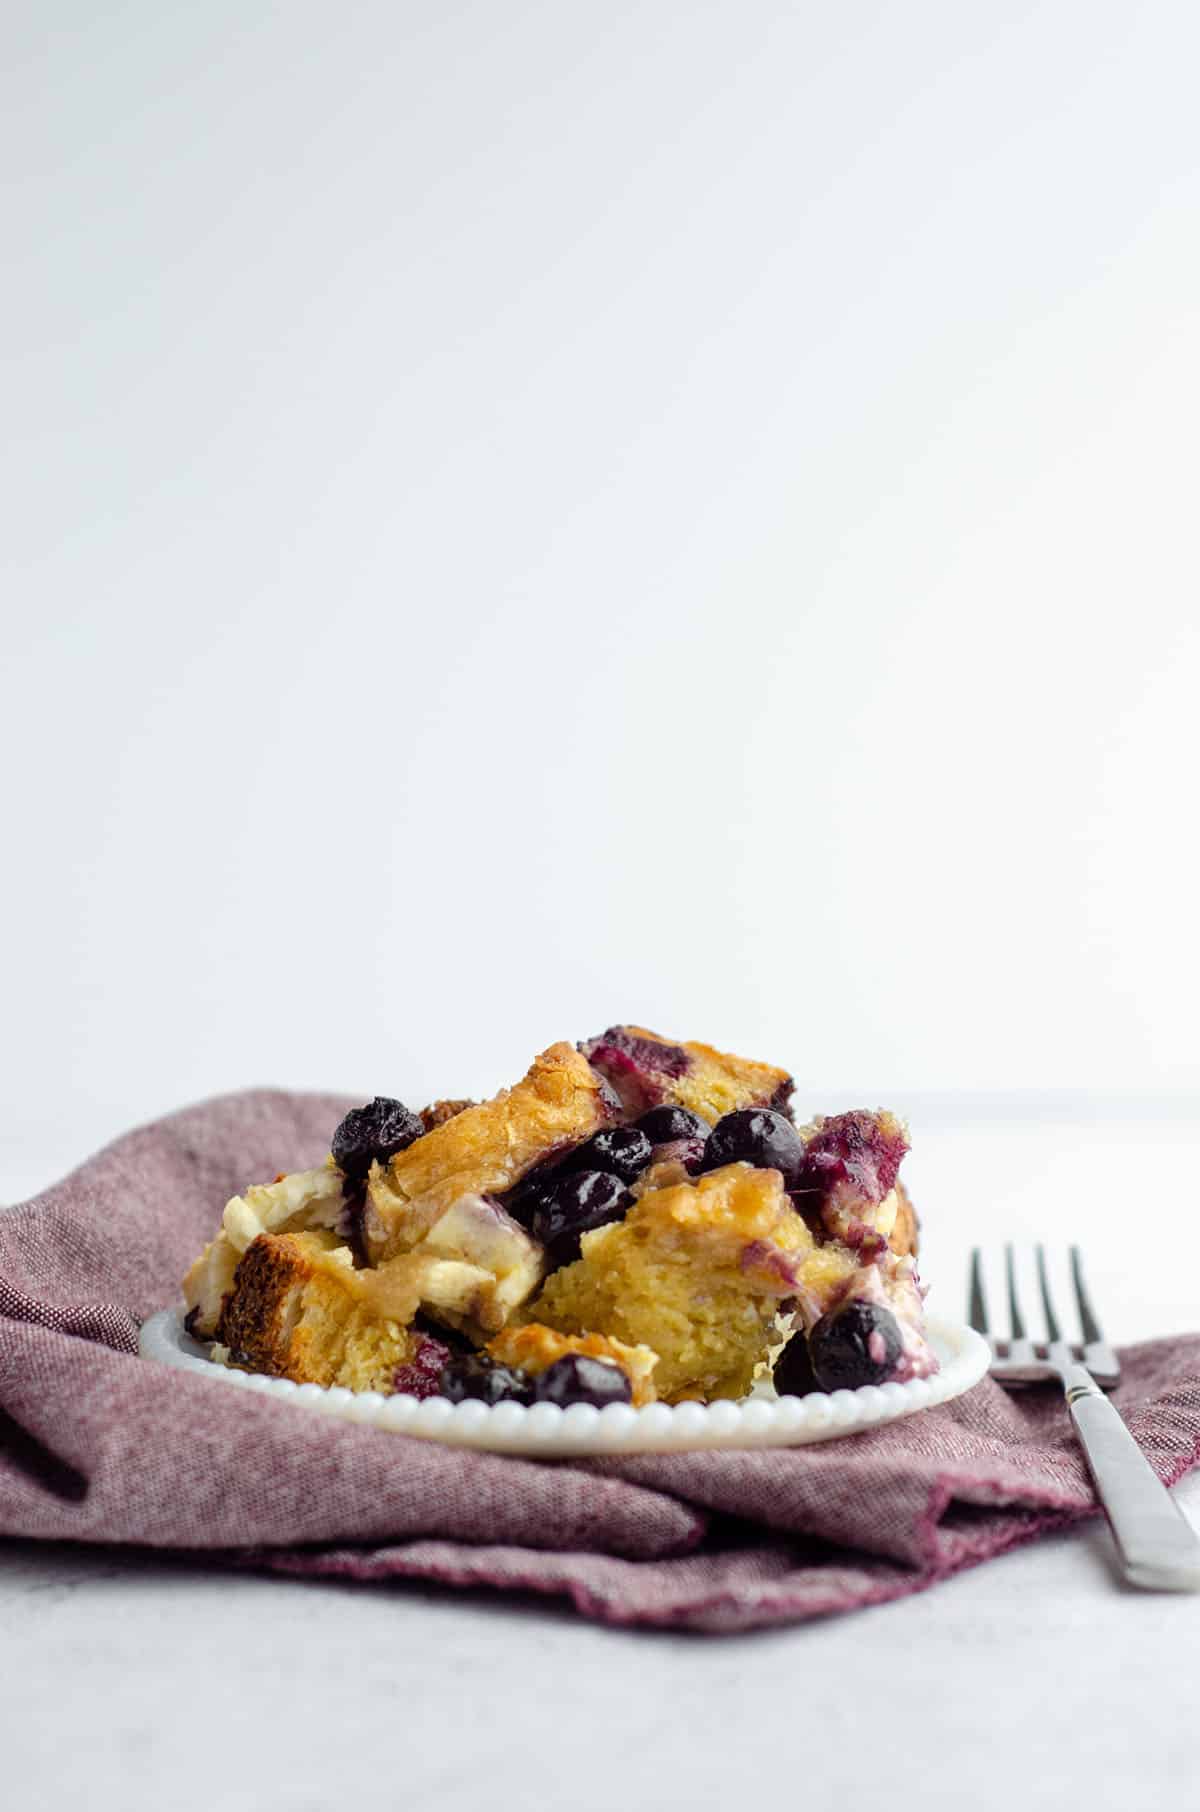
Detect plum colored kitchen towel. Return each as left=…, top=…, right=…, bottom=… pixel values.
left=2, top=1090, right=1198, bottom=1633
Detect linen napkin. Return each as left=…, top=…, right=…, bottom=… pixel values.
left=1, top=1089, right=1197, bottom=1634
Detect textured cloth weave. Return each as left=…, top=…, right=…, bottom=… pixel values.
left=2, top=1090, right=1198, bottom=1633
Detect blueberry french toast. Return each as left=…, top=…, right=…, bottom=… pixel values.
left=181, top=1027, right=936, bottom=1409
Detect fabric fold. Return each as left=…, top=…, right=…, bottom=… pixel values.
left=2, top=1088, right=1197, bottom=1631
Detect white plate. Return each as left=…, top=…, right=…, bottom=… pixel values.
left=139, top=1308, right=988, bottom=1455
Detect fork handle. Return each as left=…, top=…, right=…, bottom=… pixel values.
left=1064, top=1366, right=1200, bottom=1591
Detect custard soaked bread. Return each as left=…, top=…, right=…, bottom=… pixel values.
left=217, top=1229, right=423, bottom=1391
left=527, top=1163, right=813, bottom=1401
left=181, top=1026, right=936, bottom=1410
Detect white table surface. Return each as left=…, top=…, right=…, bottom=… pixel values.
left=3, top=1111, right=1198, bottom=1811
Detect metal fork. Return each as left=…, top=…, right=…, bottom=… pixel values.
left=969, top=1243, right=1200, bottom=1591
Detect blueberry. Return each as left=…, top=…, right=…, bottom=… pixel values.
left=331, top=1097, right=424, bottom=1184
left=392, top=1334, right=453, bottom=1400
left=699, top=1108, right=805, bottom=1188
left=529, top=1170, right=632, bottom=1268
left=438, top=1354, right=535, bottom=1405
left=808, top=1300, right=903, bottom=1390
left=635, top=1105, right=711, bottom=1144
left=562, top=1126, right=652, bottom=1185
left=650, top=1136, right=707, bottom=1175
left=772, top=1330, right=822, bottom=1397
left=413, top=1309, right=474, bottom=1353
left=796, top=1110, right=909, bottom=1210
left=534, top=1354, right=632, bottom=1408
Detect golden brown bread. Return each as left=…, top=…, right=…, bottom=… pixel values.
left=486, top=1323, right=660, bottom=1406
left=182, top=1164, right=345, bottom=1338
left=527, top=1162, right=815, bottom=1402
left=364, top=1042, right=616, bottom=1262
left=182, top=1030, right=929, bottom=1405
left=581, top=1024, right=793, bottom=1123
left=218, top=1231, right=422, bottom=1391
left=217, top=1190, right=548, bottom=1388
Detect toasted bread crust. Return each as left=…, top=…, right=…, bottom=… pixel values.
left=365, top=1042, right=616, bottom=1262
left=218, top=1232, right=420, bottom=1391
left=218, top=1232, right=314, bottom=1376
left=182, top=1165, right=346, bottom=1338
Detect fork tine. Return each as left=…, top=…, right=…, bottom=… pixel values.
left=1005, top=1243, right=1026, bottom=1339
left=1035, top=1244, right=1061, bottom=1341
left=968, top=1248, right=989, bottom=1335
left=1070, top=1245, right=1104, bottom=1344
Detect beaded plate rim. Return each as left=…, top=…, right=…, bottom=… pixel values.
left=139, top=1308, right=989, bottom=1454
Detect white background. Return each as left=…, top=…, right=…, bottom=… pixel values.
left=4, top=17, right=1200, bottom=1799
left=4, top=1, right=1199, bottom=1194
